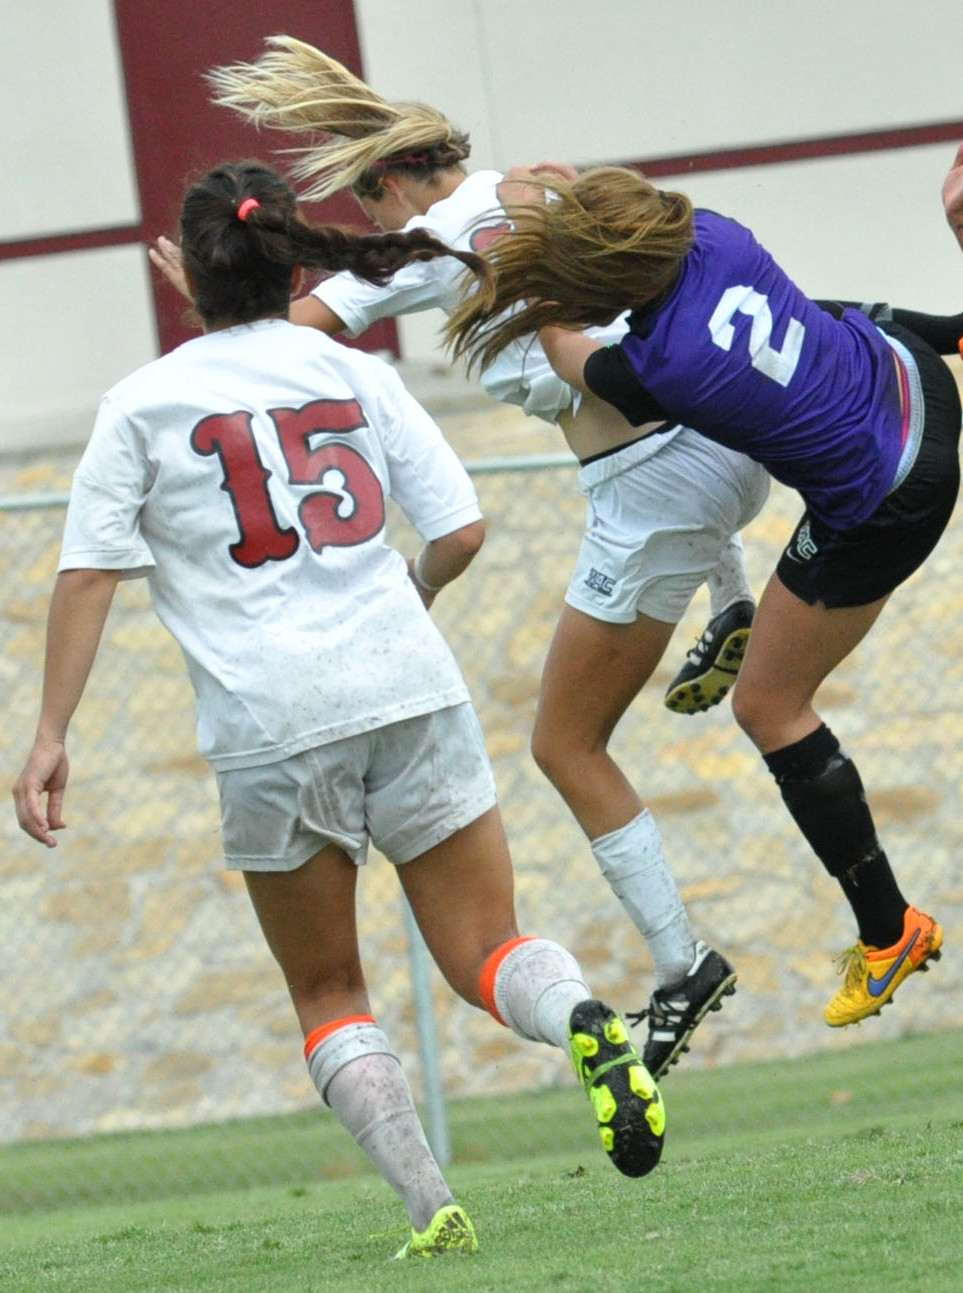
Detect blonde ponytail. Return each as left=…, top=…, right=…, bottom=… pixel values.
left=207, top=35, right=470, bottom=203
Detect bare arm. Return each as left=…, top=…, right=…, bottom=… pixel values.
left=942, top=140, right=963, bottom=251
left=290, top=293, right=346, bottom=334
left=538, top=326, right=604, bottom=393
left=408, top=520, right=486, bottom=609
left=13, top=568, right=121, bottom=846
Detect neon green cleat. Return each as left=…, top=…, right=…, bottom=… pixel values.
left=824, top=905, right=943, bottom=1027
left=569, top=998, right=666, bottom=1178
left=392, top=1204, right=478, bottom=1259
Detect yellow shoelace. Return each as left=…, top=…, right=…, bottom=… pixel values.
left=833, top=944, right=868, bottom=990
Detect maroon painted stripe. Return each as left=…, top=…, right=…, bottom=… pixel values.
left=627, top=119, right=963, bottom=178
left=0, top=225, right=144, bottom=261
left=8, top=116, right=959, bottom=264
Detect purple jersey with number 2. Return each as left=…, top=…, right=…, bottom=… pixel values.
left=618, top=211, right=904, bottom=529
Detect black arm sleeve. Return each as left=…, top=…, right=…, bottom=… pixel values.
left=814, top=299, right=963, bottom=355
left=582, top=345, right=669, bottom=426
left=887, top=307, right=963, bottom=355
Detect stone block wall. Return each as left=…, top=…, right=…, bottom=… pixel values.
left=2, top=388, right=962, bottom=1148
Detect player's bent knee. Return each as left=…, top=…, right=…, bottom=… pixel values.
left=731, top=684, right=808, bottom=753
left=729, top=685, right=773, bottom=746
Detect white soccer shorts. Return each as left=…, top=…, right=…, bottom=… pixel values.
left=217, top=703, right=497, bottom=871
left=566, top=427, right=770, bottom=625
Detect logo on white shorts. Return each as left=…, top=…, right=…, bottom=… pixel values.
left=585, top=568, right=616, bottom=596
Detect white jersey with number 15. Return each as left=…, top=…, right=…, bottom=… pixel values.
left=60, top=318, right=480, bottom=770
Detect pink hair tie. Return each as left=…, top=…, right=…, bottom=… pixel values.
left=237, top=197, right=260, bottom=222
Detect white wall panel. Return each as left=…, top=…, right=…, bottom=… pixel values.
left=474, top=0, right=962, bottom=165
left=356, top=0, right=962, bottom=360
left=1, top=2, right=139, bottom=241
left=661, top=144, right=963, bottom=314
left=354, top=0, right=496, bottom=161
left=0, top=247, right=157, bottom=454
left=357, top=1, right=961, bottom=169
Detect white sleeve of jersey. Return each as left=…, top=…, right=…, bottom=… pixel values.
left=370, top=365, right=481, bottom=540
left=312, top=255, right=465, bottom=338
left=312, top=173, right=506, bottom=337
left=58, top=395, right=156, bottom=577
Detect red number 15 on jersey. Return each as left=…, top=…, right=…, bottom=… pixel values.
left=191, top=397, right=386, bottom=568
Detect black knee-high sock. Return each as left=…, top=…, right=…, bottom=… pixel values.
left=763, top=725, right=907, bottom=947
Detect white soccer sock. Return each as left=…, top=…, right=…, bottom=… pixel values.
left=592, top=809, right=695, bottom=986
left=706, top=533, right=753, bottom=616
left=305, top=1018, right=452, bottom=1231
left=482, top=937, right=591, bottom=1050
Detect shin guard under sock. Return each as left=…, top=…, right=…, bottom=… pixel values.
left=592, top=810, right=695, bottom=985
left=764, top=725, right=907, bottom=946
left=305, top=1017, right=452, bottom=1229
left=478, top=936, right=590, bottom=1049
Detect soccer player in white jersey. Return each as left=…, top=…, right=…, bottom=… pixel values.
left=13, top=161, right=666, bottom=1261
left=149, top=34, right=767, bottom=1078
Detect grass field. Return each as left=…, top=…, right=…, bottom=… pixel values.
left=2, top=1029, right=961, bottom=1292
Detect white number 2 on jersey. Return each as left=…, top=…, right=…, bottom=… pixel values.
left=708, top=285, right=805, bottom=387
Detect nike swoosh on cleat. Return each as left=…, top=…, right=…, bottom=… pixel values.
left=867, top=929, right=920, bottom=997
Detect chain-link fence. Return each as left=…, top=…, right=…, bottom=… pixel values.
left=2, top=409, right=962, bottom=1210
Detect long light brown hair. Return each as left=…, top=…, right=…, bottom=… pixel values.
left=207, top=36, right=470, bottom=203
left=445, top=167, right=695, bottom=373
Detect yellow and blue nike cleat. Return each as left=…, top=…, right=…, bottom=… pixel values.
left=824, top=905, right=943, bottom=1027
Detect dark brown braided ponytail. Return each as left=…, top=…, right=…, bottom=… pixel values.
left=181, top=160, right=486, bottom=327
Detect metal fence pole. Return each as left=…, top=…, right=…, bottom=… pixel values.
left=403, top=897, right=452, bottom=1167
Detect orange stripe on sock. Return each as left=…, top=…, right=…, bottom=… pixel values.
left=478, top=936, right=535, bottom=1025
left=303, top=1014, right=376, bottom=1062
